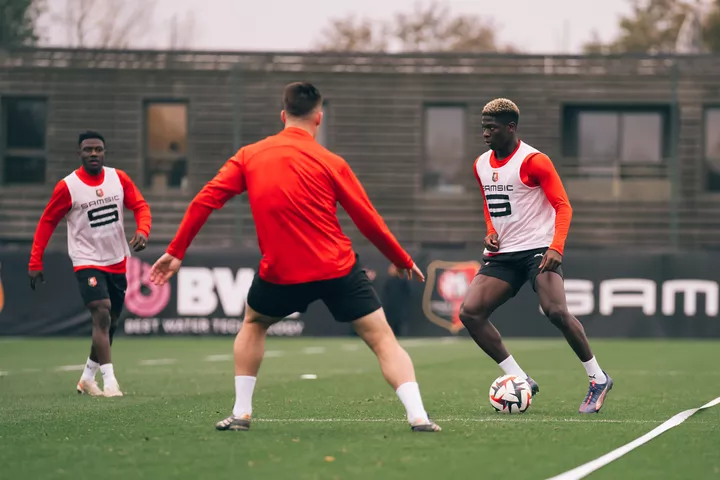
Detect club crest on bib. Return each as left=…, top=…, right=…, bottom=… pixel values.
left=422, top=260, right=481, bottom=333
left=88, top=277, right=97, bottom=287
left=492, top=172, right=499, bottom=182
left=96, top=188, right=104, bottom=197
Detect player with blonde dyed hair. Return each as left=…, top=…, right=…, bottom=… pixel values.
left=459, top=98, right=614, bottom=414
left=481, top=98, right=520, bottom=118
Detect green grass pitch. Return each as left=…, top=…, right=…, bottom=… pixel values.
left=0, top=337, right=718, bottom=479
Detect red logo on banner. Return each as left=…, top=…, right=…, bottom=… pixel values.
left=422, top=260, right=481, bottom=333
left=125, top=257, right=171, bottom=317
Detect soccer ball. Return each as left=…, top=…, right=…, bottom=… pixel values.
left=489, top=374, right=533, bottom=414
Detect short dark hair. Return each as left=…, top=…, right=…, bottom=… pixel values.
left=283, top=82, right=322, bottom=118
left=78, top=131, right=105, bottom=146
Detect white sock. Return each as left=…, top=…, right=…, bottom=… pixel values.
left=498, top=355, right=528, bottom=379
left=80, top=357, right=100, bottom=382
left=100, top=364, right=117, bottom=386
left=582, top=357, right=607, bottom=383
left=395, top=382, right=430, bottom=425
left=232, top=376, right=257, bottom=418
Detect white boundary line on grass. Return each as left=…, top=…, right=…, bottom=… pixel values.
left=138, top=358, right=176, bottom=366
left=545, top=396, right=720, bottom=480
left=253, top=417, right=663, bottom=425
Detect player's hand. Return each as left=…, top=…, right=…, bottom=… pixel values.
left=362, top=268, right=377, bottom=281
left=149, top=253, right=182, bottom=286
left=28, top=270, right=45, bottom=290
left=484, top=233, right=500, bottom=252
left=538, top=249, right=563, bottom=273
left=129, top=232, right=148, bottom=252
left=395, top=263, right=425, bottom=282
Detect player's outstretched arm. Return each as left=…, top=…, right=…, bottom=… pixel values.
left=334, top=162, right=424, bottom=281
left=151, top=153, right=247, bottom=285
left=28, top=181, right=72, bottom=289
left=117, top=170, right=152, bottom=252
left=526, top=153, right=572, bottom=271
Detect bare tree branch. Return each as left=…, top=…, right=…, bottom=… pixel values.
left=48, top=0, right=157, bottom=48
left=314, top=1, right=510, bottom=53
left=169, top=11, right=197, bottom=50
left=314, top=14, right=390, bottom=52
left=581, top=0, right=720, bottom=53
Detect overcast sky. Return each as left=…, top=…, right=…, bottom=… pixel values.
left=41, top=0, right=633, bottom=53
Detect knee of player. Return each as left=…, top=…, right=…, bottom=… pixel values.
left=544, top=305, right=570, bottom=325
left=88, top=301, right=112, bottom=328
left=458, top=303, right=488, bottom=324
left=372, top=335, right=402, bottom=358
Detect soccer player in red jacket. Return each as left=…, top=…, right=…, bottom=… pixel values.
left=150, top=83, right=440, bottom=432
left=29, top=131, right=151, bottom=397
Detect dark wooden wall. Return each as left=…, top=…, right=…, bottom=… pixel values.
left=2, top=49, right=720, bottom=252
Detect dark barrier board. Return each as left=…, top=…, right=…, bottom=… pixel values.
left=1, top=248, right=718, bottom=338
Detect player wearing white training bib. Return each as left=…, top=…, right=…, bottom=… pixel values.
left=29, top=131, right=152, bottom=398
left=474, top=141, right=556, bottom=254
left=64, top=167, right=132, bottom=267
left=459, top=99, right=613, bottom=414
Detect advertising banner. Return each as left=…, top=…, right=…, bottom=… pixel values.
left=1, top=248, right=718, bottom=338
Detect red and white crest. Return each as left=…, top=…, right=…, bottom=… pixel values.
left=95, top=188, right=104, bottom=197
left=422, top=260, right=481, bottom=333
left=88, top=277, right=97, bottom=287
left=492, top=172, right=499, bottom=182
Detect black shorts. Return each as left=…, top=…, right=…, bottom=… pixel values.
left=247, top=261, right=382, bottom=323
left=478, top=247, right=563, bottom=296
left=75, top=268, right=127, bottom=314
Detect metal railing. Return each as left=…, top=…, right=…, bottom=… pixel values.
left=4, top=47, right=720, bottom=76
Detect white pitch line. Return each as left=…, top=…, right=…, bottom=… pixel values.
left=55, top=364, right=85, bottom=372
left=205, top=354, right=233, bottom=362
left=302, top=347, right=326, bottom=355
left=205, top=351, right=285, bottom=361
left=440, top=337, right=461, bottom=344
left=399, top=339, right=445, bottom=347
left=546, top=396, right=720, bottom=480
left=0, top=371, right=8, bottom=376
left=253, top=417, right=663, bottom=425
left=341, top=344, right=361, bottom=352
left=138, top=358, right=176, bottom=366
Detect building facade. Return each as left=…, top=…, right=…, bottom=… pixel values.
left=2, top=48, right=720, bottom=250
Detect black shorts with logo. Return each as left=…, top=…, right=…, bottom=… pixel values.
left=75, top=268, right=127, bottom=314
left=247, top=261, right=382, bottom=323
left=478, top=247, right=563, bottom=296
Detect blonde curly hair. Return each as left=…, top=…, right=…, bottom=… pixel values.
left=482, top=98, right=520, bottom=124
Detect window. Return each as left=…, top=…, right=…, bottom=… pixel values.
left=2, top=98, right=47, bottom=184
left=621, top=113, right=662, bottom=163
left=564, top=106, right=668, bottom=167
left=704, top=108, right=720, bottom=191
left=578, top=113, right=618, bottom=164
left=424, top=106, right=466, bottom=193
left=145, top=102, right=188, bottom=190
